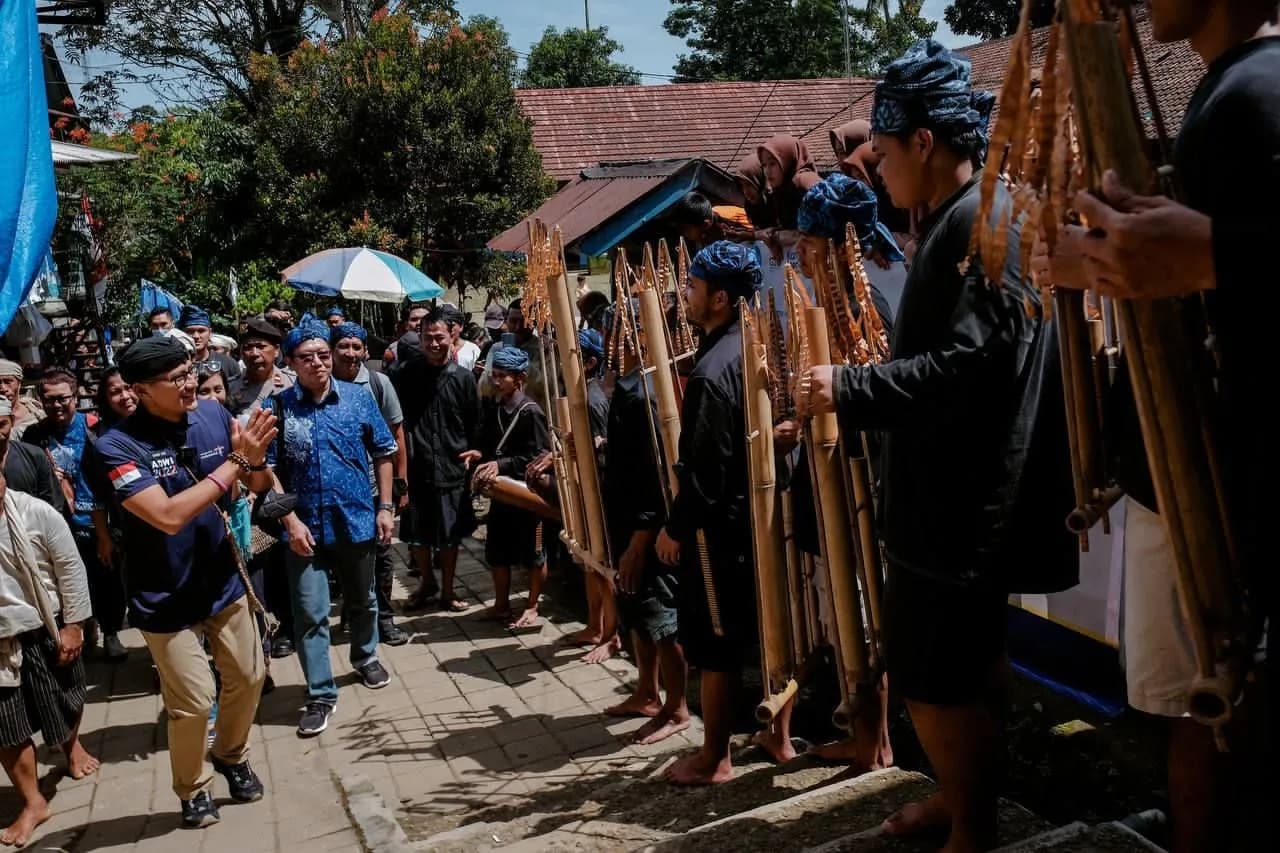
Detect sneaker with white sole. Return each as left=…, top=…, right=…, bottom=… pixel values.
left=297, top=701, right=334, bottom=737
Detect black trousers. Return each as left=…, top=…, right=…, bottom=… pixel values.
left=374, top=541, right=395, bottom=626
left=73, top=529, right=126, bottom=634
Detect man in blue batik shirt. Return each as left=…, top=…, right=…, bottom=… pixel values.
left=271, top=323, right=398, bottom=738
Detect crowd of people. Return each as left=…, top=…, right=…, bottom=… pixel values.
left=0, top=3, right=1275, bottom=851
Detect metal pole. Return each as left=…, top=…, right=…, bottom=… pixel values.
left=584, top=0, right=590, bottom=31
left=842, top=0, right=852, bottom=117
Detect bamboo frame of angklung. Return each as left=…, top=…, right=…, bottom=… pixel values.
left=523, top=221, right=595, bottom=573
left=973, top=0, right=1249, bottom=744
left=741, top=296, right=800, bottom=724
left=538, top=222, right=612, bottom=577
left=627, top=241, right=724, bottom=641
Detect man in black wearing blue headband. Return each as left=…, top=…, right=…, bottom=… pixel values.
left=799, top=40, right=1071, bottom=851
left=655, top=241, right=760, bottom=786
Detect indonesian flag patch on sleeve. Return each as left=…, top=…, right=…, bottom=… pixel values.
left=108, top=462, right=143, bottom=491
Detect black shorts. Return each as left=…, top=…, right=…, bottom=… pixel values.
left=0, top=628, right=87, bottom=749
left=883, top=564, right=1007, bottom=706
left=402, top=485, right=477, bottom=548
left=484, top=501, right=545, bottom=568
left=618, top=555, right=680, bottom=643
left=677, top=534, right=757, bottom=673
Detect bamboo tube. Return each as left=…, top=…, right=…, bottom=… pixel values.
left=1065, top=484, right=1123, bottom=535
left=553, top=397, right=587, bottom=552
left=482, top=475, right=561, bottom=522
left=1064, top=9, right=1243, bottom=735
left=781, top=476, right=808, bottom=663
left=756, top=678, right=800, bottom=725
left=545, top=229, right=609, bottom=570
left=1054, top=287, right=1100, bottom=550
left=804, top=306, right=871, bottom=727
left=846, top=453, right=884, bottom=668
left=637, top=286, right=681, bottom=490
left=743, top=303, right=795, bottom=724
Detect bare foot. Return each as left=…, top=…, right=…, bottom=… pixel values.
left=807, top=737, right=894, bottom=771
left=628, top=711, right=691, bottom=745
left=581, top=634, right=621, bottom=664
left=882, top=792, right=949, bottom=837
left=604, top=694, right=662, bottom=718
left=485, top=606, right=513, bottom=622
left=663, top=750, right=732, bottom=786
left=508, top=608, right=540, bottom=629
left=558, top=628, right=601, bottom=647
left=64, top=739, right=101, bottom=779
left=1, top=798, right=51, bottom=846
left=752, top=727, right=797, bottom=764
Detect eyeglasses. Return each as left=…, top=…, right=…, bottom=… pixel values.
left=42, top=394, right=76, bottom=407
left=195, top=359, right=222, bottom=374
left=149, top=366, right=198, bottom=388
left=293, top=351, right=332, bottom=365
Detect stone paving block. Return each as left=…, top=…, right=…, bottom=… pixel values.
left=553, top=661, right=622, bottom=688
left=572, top=677, right=630, bottom=704
left=502, top=732, right=567, bottom=768
left=554, top=721, right=624, bottom=756
left=484, top=645, right=539, bottom=672
left=436, top=725, right=501, bottom=759
left=447, top=745, right=512, bottom=778
left=523, top=688, right=593, bottom=717
left=489, top=714, right=551, bottom=747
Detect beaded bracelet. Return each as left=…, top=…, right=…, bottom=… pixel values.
left=207, top=472, right=230, bottom=493
left=227, top=451, right=254, bottom=472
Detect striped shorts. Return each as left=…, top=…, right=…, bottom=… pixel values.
left=0, top=628, right=87, bottom=749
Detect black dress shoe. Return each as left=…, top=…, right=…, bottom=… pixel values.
left=102, top=633, right=128, bottom=662
left=270, top=635, right=294, bottom=659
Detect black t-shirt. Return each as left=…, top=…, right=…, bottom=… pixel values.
left=1177, top=37, right=1280, bottom=596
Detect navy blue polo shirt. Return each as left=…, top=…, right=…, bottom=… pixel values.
left=95, top=400, right=244, bottom=633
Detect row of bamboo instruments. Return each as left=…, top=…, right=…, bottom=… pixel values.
left=979, top=0, right=1251, bottom=744
left=743, top=224, right=891, bottom=730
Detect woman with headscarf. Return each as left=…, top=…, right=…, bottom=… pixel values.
left=757, top=134, right=821, bottom=229
left=733, top=152, right=773, bottom=229
left=829, top=118, right=871, bottom=164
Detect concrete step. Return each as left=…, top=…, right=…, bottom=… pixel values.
left=637, top=767, right=1052, bottom=853
left=413, top=738, right=851, bottom=852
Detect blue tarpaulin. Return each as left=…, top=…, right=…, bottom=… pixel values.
left=0, top=0, right=57, bottom=336
left=139, top=279, right=184, bottom=319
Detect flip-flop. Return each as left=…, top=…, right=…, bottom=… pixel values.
left=440, top=599, right=470, bottom=613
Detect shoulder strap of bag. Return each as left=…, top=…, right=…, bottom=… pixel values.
left=495, top=401, right=535, bottom=457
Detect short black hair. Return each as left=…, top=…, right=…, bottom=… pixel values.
left=670, top=192, right=714, bottom=226
left=890, top=124, right=987, bottom=167
left=266, top=298, right=292, bottom=313
left=38, top=366, right=78, bottom=394
left=148, top=306, right=172, bottom=321
left=420, top=306, right=449, bottom=331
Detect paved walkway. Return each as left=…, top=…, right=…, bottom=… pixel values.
left=1, top=541, right=702, bottom=852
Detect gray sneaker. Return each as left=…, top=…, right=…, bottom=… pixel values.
left=357, top=660, right=391, bottom=689
left=297, top=702, right=334, bottom=737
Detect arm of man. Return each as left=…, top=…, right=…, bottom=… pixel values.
left=817, top=275, right=1019, bottom=434
left=362, top=389, right=398, bottom=543
left=33, top=501, right=92, bottom=626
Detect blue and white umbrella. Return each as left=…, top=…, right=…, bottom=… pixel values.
left=282, top=247, right=443, bottom=303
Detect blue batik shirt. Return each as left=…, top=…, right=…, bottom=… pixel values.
left=268, top=379, right=397, bottom=546
left=26, top=411, right=103, bottom=532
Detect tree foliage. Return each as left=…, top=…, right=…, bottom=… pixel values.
left=664, top=0, right=936, bottom=81
left=57, top=10, right=551, bottom=323
left=943, top=0, right=1056, bottom=41
left=519, top=26, right=641, bottom=89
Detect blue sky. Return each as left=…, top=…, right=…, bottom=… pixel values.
left=61, top=1, right=965, bottom=112
left=460, top=0, right=962, bottom=79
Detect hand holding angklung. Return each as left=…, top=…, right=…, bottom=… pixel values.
left=794, top=366, right=837, bottom=417
left=1073, top=170, right=1214, bottom=300
left=655, top=528, right=681, bottom=567
left=472, top=461, right=499, bottom=491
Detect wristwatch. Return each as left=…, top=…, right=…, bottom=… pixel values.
left=377, top=502, right=395, bottom=513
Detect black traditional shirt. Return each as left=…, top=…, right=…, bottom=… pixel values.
left=396, top=360, right=482, bottom=489
left=479, top=390, right=549, bottom=480
left=602, top=370, right=666, bottom=549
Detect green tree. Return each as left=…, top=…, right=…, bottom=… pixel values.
left=943, top=0, right=1055, bottom=41
left=246, top=11, right=552, bottom=303
left=55, top=111, right=255, bottom=327
left=664, top=0, right=935, bottom=81
left=519, top=26, right=641, bottom=89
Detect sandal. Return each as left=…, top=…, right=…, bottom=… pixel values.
left=440, top=598, right=470, bottom=613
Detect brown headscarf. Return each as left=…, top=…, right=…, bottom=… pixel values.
left=757, top=134, right=821, bottom=229
left=829, top=119, right=871, bottom=162
left=734, top=152, right=773, bottom=228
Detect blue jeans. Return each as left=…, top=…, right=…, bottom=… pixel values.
left=285, top=541, right=379, bottom=706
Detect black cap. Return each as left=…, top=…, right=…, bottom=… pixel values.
left=118, top=336, right=190, bottom=383
left=242, top=316, right=284, bottom=345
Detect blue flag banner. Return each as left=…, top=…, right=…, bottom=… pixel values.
left=139, top=279, right=184, bottom=319
left=0, top=1, right=58, bottom=337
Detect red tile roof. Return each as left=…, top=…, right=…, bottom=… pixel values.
left=516, top=10, right=1204, bottom=182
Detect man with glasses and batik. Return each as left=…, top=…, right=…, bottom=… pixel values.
left=23, top=369, right=124, bottom=662
left=95, top=336, right=277, bottom=829
left=270, top=324, right=398, bottom=738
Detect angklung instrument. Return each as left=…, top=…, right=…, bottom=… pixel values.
left=972, top=0, right=1250, bottom=745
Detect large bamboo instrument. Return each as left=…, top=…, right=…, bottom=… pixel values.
left=975, top=0, right=1249, bottom=742
left=534, top=223, right=611, bottom=577
left=481, top=476, right=562, bottom=522
left=741, top=298, right=800, bottom=723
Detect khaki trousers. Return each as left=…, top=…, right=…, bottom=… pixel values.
left=142, top=596, right=265, bottom=799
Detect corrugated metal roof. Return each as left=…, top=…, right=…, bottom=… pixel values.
left=51, top=140, right=138, bottom=166
left=489, top=174, right=667, bottom=254
left=515, top=11, right=1201, bottom=183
